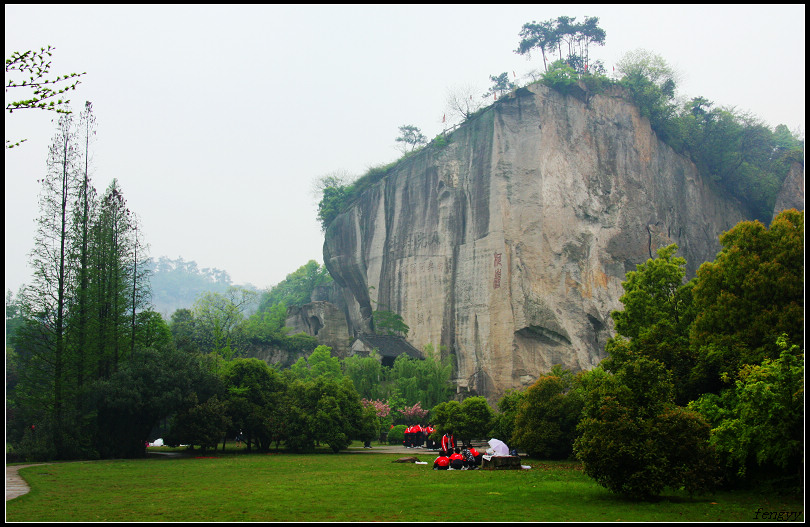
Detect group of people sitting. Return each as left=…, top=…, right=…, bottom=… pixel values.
left=433, top=446, right=483, bottom=470
left=432, top=432, right=483, bottom=469
left=402, top=429, right=485, bottom=470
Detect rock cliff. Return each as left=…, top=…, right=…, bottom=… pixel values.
left=321, top=82, right=799, bottom=401
left=773, top=162, right=805, bottom=221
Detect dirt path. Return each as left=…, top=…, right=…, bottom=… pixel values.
left=343, top=444, right=440, bottom=455
left=6, top=464, right=51, bottom=501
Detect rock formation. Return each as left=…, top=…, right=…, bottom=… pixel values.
left=321, top=82, right=802, bottom=401
left=772, top=162, right=805, bottom=221
left=285, top=301, right=351, bottom=355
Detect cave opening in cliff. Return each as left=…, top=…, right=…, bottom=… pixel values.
left=308, top=316, right=323, bottom=336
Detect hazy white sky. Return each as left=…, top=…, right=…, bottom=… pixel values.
left=5, top=4, right=805, bottom=295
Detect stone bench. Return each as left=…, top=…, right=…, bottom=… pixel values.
left=481, top=455, right=522, bottom=470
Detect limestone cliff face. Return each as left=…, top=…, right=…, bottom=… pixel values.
left=773, top=162, right=805, bottom=221
left=323, top=83, right=757, bottom=401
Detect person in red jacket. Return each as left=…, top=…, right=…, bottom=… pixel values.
left=433, top=450, right=450, bottom=470
left=449, top=447, right=465, bottom=470
left=441, top=433, right=455, bottom=453
left=412, top=423, right=423, bottom=448
left=424, top=425, right=435, bottom=449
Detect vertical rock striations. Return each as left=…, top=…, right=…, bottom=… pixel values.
left=323, top=83, right=767, bottom=401
left=772, top=162, right=805, bottom=221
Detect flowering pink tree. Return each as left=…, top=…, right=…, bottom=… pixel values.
left=362, top=399, right=392, bottom=432
left=361, top=398, right=391, bottom=418
left=399, top=402, right=429, bottom=424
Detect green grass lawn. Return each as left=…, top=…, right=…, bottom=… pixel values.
left=6, top=447, right=804, bottom=522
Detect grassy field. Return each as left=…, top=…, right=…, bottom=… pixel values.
left=6, top=446, right=804, bottom=522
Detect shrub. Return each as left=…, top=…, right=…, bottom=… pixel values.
left=541, top=61, right=578, bottom=94
left=579, top=72, right=612, bottom=101
left=14, top=423, right=58, bottom=462
left=387, top=424, right=407, bottom=445
left=574, top=357, right=719, bottom=499
left=431, top=133, right=451, bottom=150
left=512, top=371, right=583, bottom=459
left=457, top=396, right=495, bottom=445
left=430, top=398, right=493, bottom=446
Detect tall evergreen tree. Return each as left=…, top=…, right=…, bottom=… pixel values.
left=88, top=179, right=148, bottom=376
left=68, top=101, right=98, bottom=411
left=18, top=112, right=80, bottom=457
left=11, top=110, right=152, bottom=461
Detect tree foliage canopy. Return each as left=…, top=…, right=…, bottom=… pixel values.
left=516, top=16, right=606, bottom=74
left=315, top=162, right=395, bottom=231
left=9, top=110, right=153, bottom=460
left=372, top=309, right=409, bottom=337
left=576, top=210, right=805, bottom=494
left=689, top=209, right=804, bottom=393
left=258, top=260, right=332, bottom=311
left=574, top=357, right=719, bottom=499
left=395, top=124, right=427, bottom=153
left=512, top=367, right=584, bottom=459
left=483, top=72, right=516, bottom=99
left=603, top=244, right=696, bottom=403
left=688, top=336, right=803, bottom=483
left=92, top=347, right=214, bottom=458
left=430, top=396, right=494, bottom=446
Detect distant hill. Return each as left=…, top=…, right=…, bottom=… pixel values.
left=145, top=256, right=262, bottom=317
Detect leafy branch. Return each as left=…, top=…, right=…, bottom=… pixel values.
left=6, top=45, right=86, bottom=148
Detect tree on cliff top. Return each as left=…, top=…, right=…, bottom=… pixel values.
left=258, top=260, right=332, bottom=311
left=314, top=163, right=399, bottom=231
left=616, top=50, right=802, bottom=221
left=445, top=83, right=485, bottom=124
left=516, top=16, right=606, bottom=74
left=395, top=124, right=427, bottom=153
left=615, top=49, right=680, bottom=143
left=482, top=72, right=516, bottom=100
left=516, top=19, right=557, bottom=72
